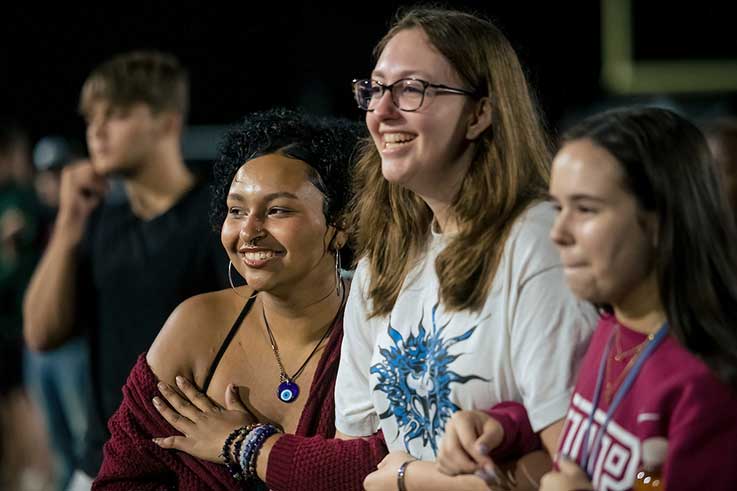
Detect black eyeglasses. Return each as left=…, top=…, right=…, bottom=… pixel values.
left=352, top=78, right=478, bottom=112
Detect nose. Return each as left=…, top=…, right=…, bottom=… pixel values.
left=87, top=116, right=107, bottom=141
left=549, top=208, right=573, bottom=247
left=239, top=214, right=265, bottom=244
left=371, top=88, right=400, bottom=119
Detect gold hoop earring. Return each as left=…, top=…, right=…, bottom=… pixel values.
left=228, top=261, right=257, bottom=300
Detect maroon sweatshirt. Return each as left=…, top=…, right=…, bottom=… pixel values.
left=94, top=322, right=387, bottom=491
left=557, top=314, right=737, bottom=490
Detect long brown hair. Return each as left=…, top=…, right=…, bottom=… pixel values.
left=564, top=107, right=737, bottom=390
left=351, top=7, right=551, bottom=317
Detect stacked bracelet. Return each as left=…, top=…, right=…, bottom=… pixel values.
left=221, top=424, right=258, bottom=481
left=238, top=423, right=280, bottom=481
left=221, top=426, right=247, bottom=480
left=238, top=425, right=264, bottom=472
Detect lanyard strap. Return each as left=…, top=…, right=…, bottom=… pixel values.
left=579, top=321, right=669, bottom=477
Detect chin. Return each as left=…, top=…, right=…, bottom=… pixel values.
left=380, top=160, right=416, bottom=186
left=565, top=277, right=599, bottom=303
left=91, top=159, right=121, bottom=176
left=575, top=287, right=610, bottom=306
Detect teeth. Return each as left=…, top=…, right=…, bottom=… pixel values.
left=385, top=141, right=411, bottom=149
left=243, top=250, right=276, bottom=260
left=383, top=132, right=415, bottom=144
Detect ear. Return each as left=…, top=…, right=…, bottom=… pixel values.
left=643, top=211, right=660, bottom=249
left=156, top=111, right=183, bottom=137
left=465, top=96, right=493, bottom=140
left=330, top=228, right=349, bottom=252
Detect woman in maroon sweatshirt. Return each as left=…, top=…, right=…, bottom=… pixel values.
left=440, top=108, right=737, bottom=490
left=542, top=107, right=737, bottom=490
left=92, top=109, right=387, bottom=491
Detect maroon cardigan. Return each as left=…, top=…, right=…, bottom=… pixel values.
left=93, top=320, right=387, bottom=491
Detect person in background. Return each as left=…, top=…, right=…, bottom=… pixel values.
left=703, top=117, right=737, bottom=222
left=23, top=51, right=228, bottom=488
left=1, top=118, right=53, bottom=490
left=1, top=119, right=38, bottom=346
left=23, top=135, right=92, bottom=491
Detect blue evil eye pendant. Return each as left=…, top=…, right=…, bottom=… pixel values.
left=277, top=380, right=300, bottom=403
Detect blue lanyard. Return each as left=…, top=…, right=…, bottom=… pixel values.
left=579, top=321, right=669, bottom=478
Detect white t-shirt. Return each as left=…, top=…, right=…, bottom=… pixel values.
left=335, top=202, right=598, bottom=460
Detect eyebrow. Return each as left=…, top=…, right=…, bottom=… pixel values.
left=568, top=194, right=607, bottom=203
left=371, top=69, right=435, bottom=81
left=227, top=191, right=300, bottom=202
left=545, top=192, right=607, bottom=203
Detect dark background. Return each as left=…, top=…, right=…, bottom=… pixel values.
left=2, top=1, right=735, bottom=148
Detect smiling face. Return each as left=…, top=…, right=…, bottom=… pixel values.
left=549, top=138, right=658, bottom=308
left=366, top=28, right=479, bottom=203
left=220, top=153, right=338, bottom=295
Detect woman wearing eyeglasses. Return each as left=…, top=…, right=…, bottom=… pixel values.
left=342, top=7, right=598, bottom=491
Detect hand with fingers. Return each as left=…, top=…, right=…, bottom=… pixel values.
left=539, top=457, right=593, bottom=491
left=437, top=410, right=505, bottom=485
left=57, top=160, right=107, bottom=245
left=151, top=375, right=257, bottom=463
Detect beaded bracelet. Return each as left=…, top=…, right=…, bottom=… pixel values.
left=221, top=424, right=259, bottom=481
left=239, top=423, right=280, bottom=481
left=221, top=426, right=246, bottom=480
left=238, top=427, right=263, bottom=471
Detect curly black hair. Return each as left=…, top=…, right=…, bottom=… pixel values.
left=210, top=108, right=364, bottom=234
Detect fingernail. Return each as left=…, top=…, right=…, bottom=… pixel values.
left=483, top=463, right=499, bottom=480
left=230, top=384, right=238, bottom=394
left=475, top=468, right=499, bottom=486
left=175, top=376, right=184, bottom=386
left=152, top=397, right=161, bottom=406
left=157, top=382, right=166, bottom=391
left=152, top=438, right=161, bottom=444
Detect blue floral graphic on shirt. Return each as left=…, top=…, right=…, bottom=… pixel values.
left=370, top=303, right=488, bottom=456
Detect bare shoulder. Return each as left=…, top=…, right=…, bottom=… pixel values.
left=146, top=287, right=251, bottom=386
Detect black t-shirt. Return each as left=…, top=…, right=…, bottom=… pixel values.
left=76, top=181, right=229, bottom=475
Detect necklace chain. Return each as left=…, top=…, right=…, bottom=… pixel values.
left=605, top=324, right=656, bottom=403
left=262, top=282, right=344, bottom=384
left=613, top=324, right=653, bottom=361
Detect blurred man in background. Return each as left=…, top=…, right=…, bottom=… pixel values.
left=23, top=51, right=228, bottom=489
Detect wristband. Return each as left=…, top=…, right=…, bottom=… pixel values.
left=397, top=459, right=415, bottom=491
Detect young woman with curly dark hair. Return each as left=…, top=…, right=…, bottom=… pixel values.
left=94, top=109, right=388, bottom=491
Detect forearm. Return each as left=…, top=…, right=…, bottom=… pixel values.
left=259, top=432, right=388, bottom=491
left=405, top=461, right=487, bottom=491
left=23, top=229, right=80, bottom=351
left=539, top=419, right=563, bottom=457
left=95, top=405, right=175, bottom=490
